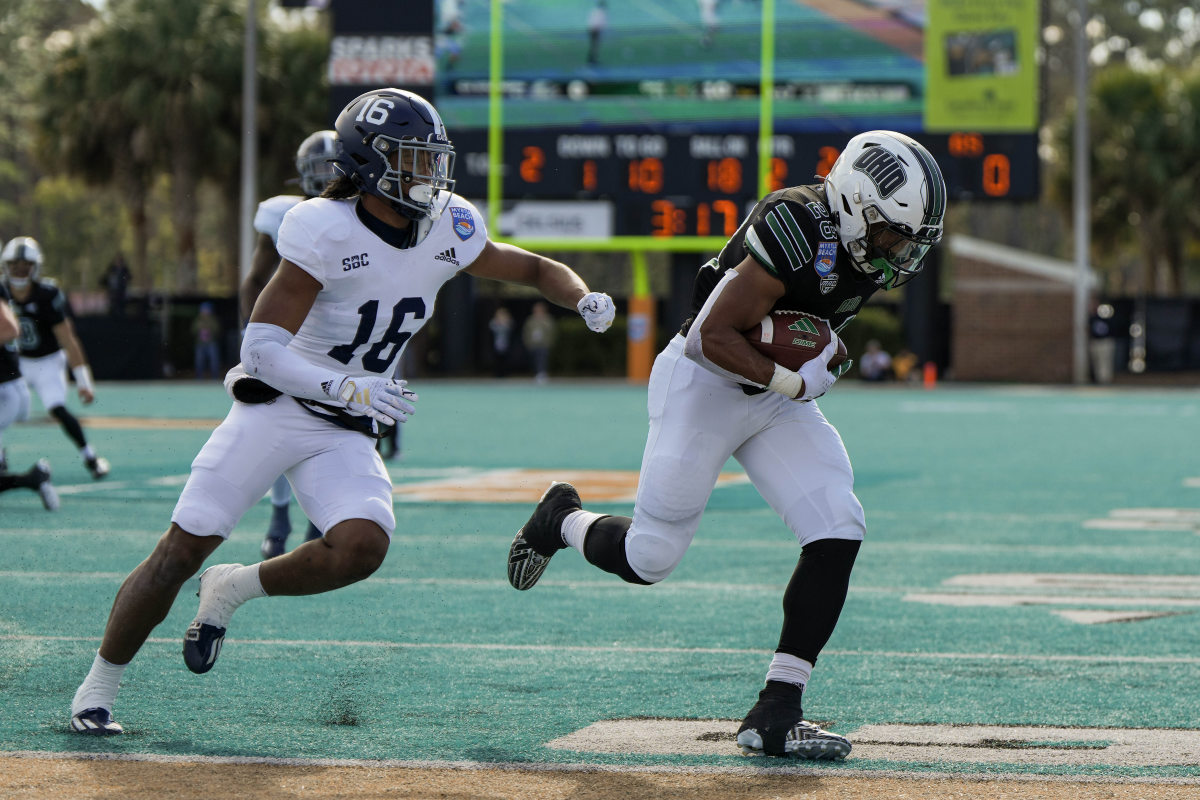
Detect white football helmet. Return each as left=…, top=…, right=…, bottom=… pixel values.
left=823, top=131, right=946, bottom=290
left=1, top=236, right=44, bottom=290
left=295, top=130, right=338, bottom=198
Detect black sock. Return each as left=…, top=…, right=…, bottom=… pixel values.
left=0, top=468, right=38, bottom=493
left=776, top=538, right=861, bottom=664
left=50, top=405, right=88, bottom=449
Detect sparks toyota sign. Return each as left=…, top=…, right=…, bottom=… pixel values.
left=328, top=0, right=434, bottom=122
left=329, top=35, right=435, bottom=85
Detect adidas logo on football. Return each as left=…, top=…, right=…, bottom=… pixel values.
left=435, top=248, right=459, bottom=266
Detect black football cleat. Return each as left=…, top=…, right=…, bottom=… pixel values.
left=70, top=707, right=124, bottom=735
left=507, top=481, right=579, bottom=590
left=736, top=680, right=851, bottom=760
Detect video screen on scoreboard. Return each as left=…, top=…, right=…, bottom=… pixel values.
left=434, top=0, right=927, bottom=134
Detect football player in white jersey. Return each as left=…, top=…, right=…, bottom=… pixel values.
left=68, top=87, right=617, bottom=735
left=242, top=130, right=338, bottom=560
left=506, top=131, right=946, bottom=761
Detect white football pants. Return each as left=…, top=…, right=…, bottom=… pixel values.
left=0, top=378, right=32, bottom=440
left=626, top=335, right=865, bottom=583
left=19, top=350, right=69, bottom=410
left=172, top=397, right=394, bottom=539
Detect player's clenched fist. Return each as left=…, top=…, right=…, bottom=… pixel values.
left=577, top=292, right=616, bottom=333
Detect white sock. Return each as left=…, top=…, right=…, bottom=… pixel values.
left=765, top=652, right=812, bottom=688
left=80, top=445, right=96, bottom=461
left=197, top=563, right=267, bottom=627
left=71, top=651, right=127, bottom=716
left=562, top=510, right=604, bottom=553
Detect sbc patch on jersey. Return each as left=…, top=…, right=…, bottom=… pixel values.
left=815, top=241, right=838, bottom=276
left=450, top=207, right=475, bottom=241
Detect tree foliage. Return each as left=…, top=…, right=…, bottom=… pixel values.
left=8, top=0, right=329, bottom=296
left=1032, top=1, right=1200, bottom=295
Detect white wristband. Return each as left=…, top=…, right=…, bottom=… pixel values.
left=766, top=363, right=803, bottom=399
left=72, top=365, right=94, bottom=393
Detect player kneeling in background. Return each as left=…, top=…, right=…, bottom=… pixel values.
left=508, top=131, right=946, bottom=760
left=68, top=87, right=615, bottom=735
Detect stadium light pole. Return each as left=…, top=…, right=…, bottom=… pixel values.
left=239, top=0, right=259, bottom=301
left=1072, top=0, right=1090, bottom=384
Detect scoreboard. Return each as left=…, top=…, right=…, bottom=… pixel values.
left=451, top=128, right=1037, bottom=239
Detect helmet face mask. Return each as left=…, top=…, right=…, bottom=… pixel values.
left=1, top=236, right=44, bottom=290
left=823, top=131, right=946, bottom=290
left=370, top=132, right=455, bottom=218
left=333, top=88, right=456, bottom=222
left=295, top=130, right=338, bottom=197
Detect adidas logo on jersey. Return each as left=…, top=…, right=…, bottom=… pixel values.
left=435, top=248, right=459, bottom=266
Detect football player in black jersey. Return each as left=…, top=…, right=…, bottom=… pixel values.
left=0, top=279, right=59, bottom=510
left=1, top=237, right=109, bottom=479
left=507, top=131, right=946, bottom=760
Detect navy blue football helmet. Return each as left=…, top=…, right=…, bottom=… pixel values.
left=332, top=88, right=456, bottom=222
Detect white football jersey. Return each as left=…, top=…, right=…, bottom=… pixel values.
left=276, top=194, right=487, bottom=380
left=254, top=194, right=305, bottom=245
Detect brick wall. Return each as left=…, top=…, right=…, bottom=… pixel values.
left=951, top=255, right=1075, bottom=382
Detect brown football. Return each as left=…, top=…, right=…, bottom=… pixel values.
left=744, top=310, right=848, bottom=372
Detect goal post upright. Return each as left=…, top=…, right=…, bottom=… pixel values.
left=485, top=0, right=776, bottom=381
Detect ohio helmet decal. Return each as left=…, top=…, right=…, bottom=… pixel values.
left=450, top=207, right=475, bottom=241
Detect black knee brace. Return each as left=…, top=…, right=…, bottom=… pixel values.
left=583, top=515, right=652, bottom=585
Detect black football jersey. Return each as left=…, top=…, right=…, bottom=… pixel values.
left=6, top=279, right=70, bottom=358
left=0, top=283, right=20, bottom=384
left=680, top=184, right=886, bottom=336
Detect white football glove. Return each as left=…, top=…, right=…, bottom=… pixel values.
left=331, top=377, right=418, bottom=426
left=796, top=340, right=849, bottom=402
left=577, top=292, right=616, bottom=333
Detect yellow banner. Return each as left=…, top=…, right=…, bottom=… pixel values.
left=924, top=0, right=1039, bottom=131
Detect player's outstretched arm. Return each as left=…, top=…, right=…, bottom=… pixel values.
left=464, top=240, right=615, bottom=332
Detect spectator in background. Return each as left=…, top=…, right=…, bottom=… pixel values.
left=1089, top=302, right=1116, bottom=384
left=586, top=0, right=607, bottom=65
left=100, top=254, right=131, bottom=317
left=437, top=0, right=464, bottom=72
left=192, top=302, right=222, bottom=380
left=523, top=301, right=556, bottom=383
left=699, top=0, right=719, bottom=47
left=490, top=306, right=515, bottom=377
left=858, top=339, right=893, bottom=382
left=891, top=348, right=919, bottom=383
